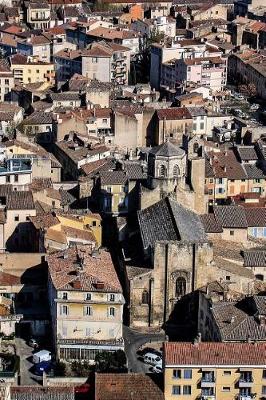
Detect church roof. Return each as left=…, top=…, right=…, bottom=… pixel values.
left=137, top=197, right=207, bottom=250
left=149, top=141, right=185, bottom=158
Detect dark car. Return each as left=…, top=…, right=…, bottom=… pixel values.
left=34, top=361, right=52, bottom=376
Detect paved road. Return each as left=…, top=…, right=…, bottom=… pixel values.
left=15, top=338, right=42, bottom=386
left=123, top=326, right=165, bottom=373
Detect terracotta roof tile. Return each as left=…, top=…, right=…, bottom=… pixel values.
left=48, top=245, right=122, bottom=292
left=164, top=342, right=266, bottom=366
left=95, top=373, right=164, bottom=400
left=156, top=107, right=191, bottom=120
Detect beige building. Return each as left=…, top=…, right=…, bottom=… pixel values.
left=0, top=59, right=14, bottom=102
left=164, top=342, right=266, bottom=400
left=0, top=191, right=36, bottom=252
left=27, top=2, right=51, bottom=29
left=10, top=54, right=55, bottom=85
left=47, top=245, right=124, bottom=361
left=82, top=41, right=131, bottom=85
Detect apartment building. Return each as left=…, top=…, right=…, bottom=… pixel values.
left=17, top=35, right=51, bottom=63
left=164, top=342, right=266, bottom=400
left=82, top=41, right=130, bottom=85
left=162, top=56, right=227, bottom=93
left=10, top=54, right=55, bottom=85
left=0, top=158, right=32, bottom=189
left=47, top=245, right=124, bottom=361
left=26, top=2, right=51, bottom=29
left=228, top=49, right=266, bottom=99
left=0, top=59, right=14, bottom=102
left=54, top=49, right=82, bottom=87
left=150, top=39, right=215, bottom=90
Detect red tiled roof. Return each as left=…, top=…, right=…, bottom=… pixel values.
left=0, top=271, right=21, bottom=285
left=164, top=342, right=266, bottom=366
left=95, top=373, right=164, bottom=400
left=48, top=245, right=122, bottom=292
left=156, top=107, right=191, bottom=120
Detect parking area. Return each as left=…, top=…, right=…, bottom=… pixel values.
left=15, top=338, right=42, bottom=385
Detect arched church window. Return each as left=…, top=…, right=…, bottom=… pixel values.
left=159, top=164, right=167, bottom=177
left=173, top=165, right=180, bottom=178
left=142, top=290, right=149, bottom=304
left=176, top=277, right=186, bottom=297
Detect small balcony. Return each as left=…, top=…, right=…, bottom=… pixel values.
left=239, top=375, right=253, bottom=388
left=239, top=379, right=253, bottom=388
left=201, top=379, right=216, bottom=388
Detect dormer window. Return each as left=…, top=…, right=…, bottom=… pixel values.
left=109, top=294, right=115, bottom=302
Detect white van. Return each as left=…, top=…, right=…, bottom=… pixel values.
left=32, top=350, right=51, bottom=364
left=143, top=353, right=161, bottom=366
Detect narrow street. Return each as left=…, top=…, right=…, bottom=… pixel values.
left=15, top=338, right=41, bottom=386
left=123, top=325, right=165, bottom=373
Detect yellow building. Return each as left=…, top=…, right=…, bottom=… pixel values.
left=47, top=245, right=124, bottom=361
left=164, top=342, right=266, bottom=400
left=30, top=211, right=102, bottom=252
left=10, top=53, right=55, bottom=85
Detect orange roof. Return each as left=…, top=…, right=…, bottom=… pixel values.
left=164, top=342, right=266, bottom=366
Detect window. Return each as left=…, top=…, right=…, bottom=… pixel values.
left=92, top=57, right=98, bottom=63
left=209, top=178, right=213, bottom=183
left=183, top=386, right=191, bottom=395
left=109, top=294, right=115, bottom=302
left=6, top=176, right=10, bottom=183
left=106, top=186, right=112, bottom=193
left=263, top=370, right=266, bottom=379
left=176, top=277, right=186, bottom=297
left=142, top=290, right=149, bottom=305
left=173, top=165, right=180, bottom=178
left=184, top=370, right=192, bottom=379
left=85, top=293, right=91, bottom=300
left=14, top=174, right=18, bottom=182
left=103, top=118, right=107, bottom=123
left=159, top=164, right=167, bottom=177
left=109, top=328, right=115, bottom=337
left=193, top=142, right=199, bottom=153
left=92, top=221, right=97, bottom=227
left=62, top=292, right=68, bottom=300
left=52, top=200, right=55, bottom=208
left=223, top=371, right=231, bottom=376
left=84, top=306, right=92, bottom=316
left=254, top=179, right=260, bottom=183
left=62, top=326, right=67, bottom=337
left=14, top=215, right=19, bottom=222
left=173, top=369, right=181, bottom=379
left=222, top=387, right=230, bottom=392
left=86, top=327, right=91, bottom=337
left=172, top=386, right=181, bottom=395
left=230, top=230, right=234, bottom=236
left=208, top=189, right=213, bottom=195
left=109, top=307, right=115, bottom=317
left=60, top=305, right=68, bottom=315
left=262, top=386, right=266, bottom=395
left=200, top=122, right=204, bottom=130
left=4, top=79, right=9, bottom=85
left=36, top=69, right=39, bottom=73
left=218, top=178, right=223, bottom=184
left=26, top=216, right=30, bottom=221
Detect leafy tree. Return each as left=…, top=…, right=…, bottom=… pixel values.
left=95, top=350, right=127, bottom=372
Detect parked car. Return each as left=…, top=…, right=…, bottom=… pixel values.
left=143, top=353, right=162, bottom=366
left=151, top=361, right=163, bottom=374
left=137, top=347, right=162, bottom=358
left=34, top=361, right=52, bottom=376
left=28, top=338, right=39, bottom=349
